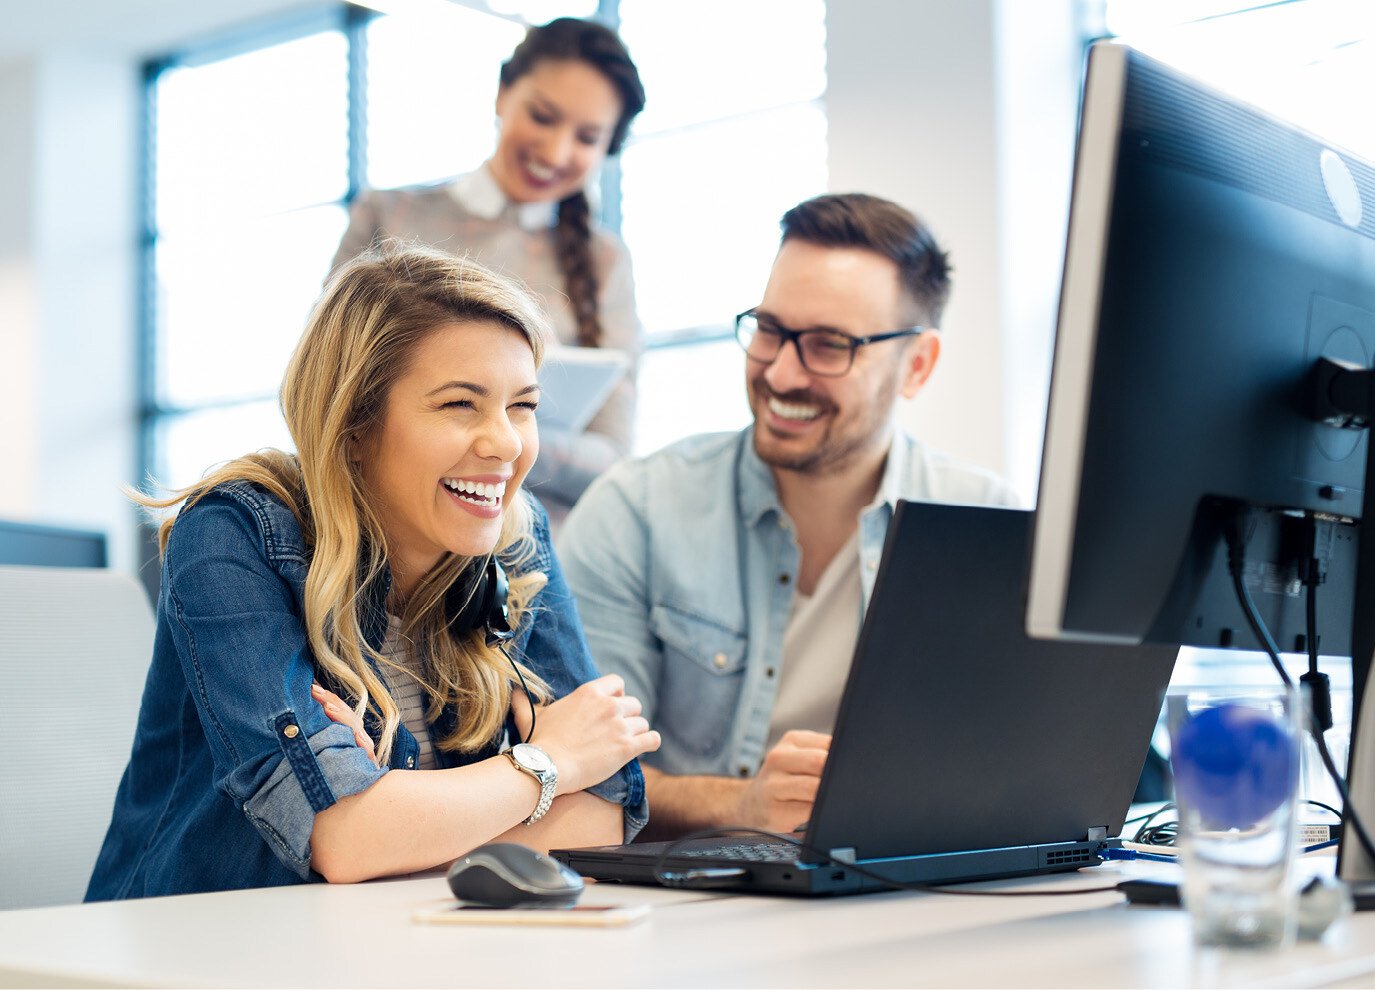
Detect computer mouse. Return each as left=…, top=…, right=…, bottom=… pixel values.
left=446, top=842, right=585, bottom=908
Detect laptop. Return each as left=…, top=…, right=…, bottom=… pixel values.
left=551, top=501, right=1178, bottom=896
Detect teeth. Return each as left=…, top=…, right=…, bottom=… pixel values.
left=526, top=161, right=556, bottom=181
left=768, top=397, right=822, bottom=421
left=442, top=479, right=507, bottom=503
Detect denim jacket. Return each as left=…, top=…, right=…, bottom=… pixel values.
left=558, top=428, right=1019, bottom=779
left=86, top=482, right=646, bottom=901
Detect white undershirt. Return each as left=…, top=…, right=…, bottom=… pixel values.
left=376, top=615, right=438, bottom=770
left=766, top=530, right=863, bottom=752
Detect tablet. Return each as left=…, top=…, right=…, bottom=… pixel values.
left=536, top=347, right=629, bottom=435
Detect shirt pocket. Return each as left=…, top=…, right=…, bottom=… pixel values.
left=650, top=605, right=746, bottom=759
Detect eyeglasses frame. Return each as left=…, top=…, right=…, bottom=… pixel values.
left=734, top=310, right=926, bottom=377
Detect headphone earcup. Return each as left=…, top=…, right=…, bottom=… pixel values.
left=483, top=557, right=514, bottom=646
left=447, top=557, right=514, bottom=647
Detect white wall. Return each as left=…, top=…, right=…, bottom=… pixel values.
left=34, top=54, right=142, bottom=570
left=827, top=0, right=1081, bottom=502
left=0, top=60, right=40, bottom=520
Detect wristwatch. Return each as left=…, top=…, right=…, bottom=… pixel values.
left=505, top=742, right=557, bottom=825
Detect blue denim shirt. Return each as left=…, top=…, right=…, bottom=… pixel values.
left=559, top=428, right=1019, bottom=779
left=86, top=482, right=646, bottom=901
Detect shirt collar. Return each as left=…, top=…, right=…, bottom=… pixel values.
left=738, top=426, right=781, bottom=527
left=450, top=163, right=556, bottom=232
left=868, top=430, right=908, bottom=513
left=737, top=426, right=909, bottom=526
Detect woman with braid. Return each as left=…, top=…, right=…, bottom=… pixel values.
left=332, top=17, right=645, bottom=521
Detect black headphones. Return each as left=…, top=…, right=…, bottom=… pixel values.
left=447, top=554, right=540, bottom=742
left=447, top=556, right=515, bottom=647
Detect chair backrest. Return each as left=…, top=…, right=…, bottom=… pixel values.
left=0, top=565, right=153, bottom=909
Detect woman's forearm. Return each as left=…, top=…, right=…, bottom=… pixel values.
left=309, top=758, right=623, bottom=883
left=492, top=791, right=622, bottom=851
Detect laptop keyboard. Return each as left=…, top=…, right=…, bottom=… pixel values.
left=676, top=841, right=799, bottom=862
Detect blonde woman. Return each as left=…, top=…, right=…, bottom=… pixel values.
left=86, top=245, right=658, bottom=900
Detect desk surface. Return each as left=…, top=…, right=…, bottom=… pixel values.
left=2, top=861, right=1374, bottom=989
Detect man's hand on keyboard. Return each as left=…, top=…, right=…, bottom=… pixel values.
left=732, top=730, right=831, bottom=833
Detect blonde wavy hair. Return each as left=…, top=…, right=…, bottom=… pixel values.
left=139, top=244, right=554, bottom=764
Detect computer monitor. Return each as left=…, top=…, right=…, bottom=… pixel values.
left=0, top=519, right=108, bottom=568
left=1026, top=42, right=1375, bottom=883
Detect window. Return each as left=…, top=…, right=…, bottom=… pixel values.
left=146, top=16, right=353, bottom=490
left=1099, top=0, right=1375, bottom=158
left=142, top=2, right=829, bottom=487
left=618, top=0, right=827, bottom=453
left=362, top=10, right=525, bottom=190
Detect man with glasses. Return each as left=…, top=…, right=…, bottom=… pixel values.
left=559, top=193, right=1018, bottom=837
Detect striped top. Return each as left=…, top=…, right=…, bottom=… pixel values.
left=377, top=615, right=437, bottom=771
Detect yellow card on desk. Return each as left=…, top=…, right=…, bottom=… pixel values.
left=413, top=901, right=650, bottom=928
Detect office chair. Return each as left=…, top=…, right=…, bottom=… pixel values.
left=0, top=565, right=153, bottom=909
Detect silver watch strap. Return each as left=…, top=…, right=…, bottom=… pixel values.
left=526, top=772, right=556, bottom=825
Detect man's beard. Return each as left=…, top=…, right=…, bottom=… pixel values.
left=751, top=386, right=864, bottom=476
left=751, top=370, right=899, bottom=477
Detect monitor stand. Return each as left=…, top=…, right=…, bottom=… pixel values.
left=1310, top=356, right=1375, bottom=884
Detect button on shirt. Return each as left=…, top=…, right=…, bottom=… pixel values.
left=559, top=428, right=1020, bottom=779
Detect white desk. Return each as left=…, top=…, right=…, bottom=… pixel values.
left=2, top=860, right=1375, bottom=989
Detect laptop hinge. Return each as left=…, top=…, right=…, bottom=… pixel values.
left=828, top=847, right=857, bottom=864
left=1086, top=826, right=1108, bottom=841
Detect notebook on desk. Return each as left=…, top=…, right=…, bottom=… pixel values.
left=551, top=502, right=1179, bottom=896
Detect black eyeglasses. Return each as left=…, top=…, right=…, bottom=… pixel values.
left=734, top=311, right=926, bottom=377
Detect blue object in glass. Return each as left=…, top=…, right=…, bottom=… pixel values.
left=1172, top=702, right=1298, bottom=830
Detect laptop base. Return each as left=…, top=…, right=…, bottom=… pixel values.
left=552, top=838, right=1114, bottom=897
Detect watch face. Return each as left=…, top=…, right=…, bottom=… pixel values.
left=513, top=743, right=552, bottom=773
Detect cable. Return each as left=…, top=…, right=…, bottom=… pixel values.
left=1296, top=522, right=1375, bottom=864
left=500, top=644, right=537, bottom=745
left=1223, top=511, right=1375, bottom=864
left=1306, top=799, right=1344, bottom=820
left=1222, top=513, right=1291, bottom=688
left=1132, top=803, right=1178, bottom=848
left=1100, top=847, right=1177, bottom=864
left=1122, top=803, right=1173, bottom=827
left=1104, top=839, right=1338, bottom=863
left=650, top=826, right=1124, bottom=898
left=1301, top=524, right=1335, bottom=734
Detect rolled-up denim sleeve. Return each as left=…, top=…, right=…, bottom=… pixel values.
left=163, top=495, right=387, bottom=878
left=514, top=494, right=648, bottom=842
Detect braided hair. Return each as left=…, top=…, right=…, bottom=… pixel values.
left=500, top=18, right=645, bottom=347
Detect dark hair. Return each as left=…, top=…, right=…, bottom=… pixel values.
left=500, top=18, right=645, bottom=347
left=779, top=193, right=953, bottom=328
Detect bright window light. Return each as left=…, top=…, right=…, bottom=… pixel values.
left=364, top=10, right=524, bottom=189
left=1106, top=0, right=1375, bottom=158
left=154, top=31, right=349, bottom=232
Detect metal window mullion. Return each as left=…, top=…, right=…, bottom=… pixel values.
left=595, top=0, right=623, bottom=232
left=345, top=2, right=372, bottom=202
left=137, top=59, right=166, bottom=486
